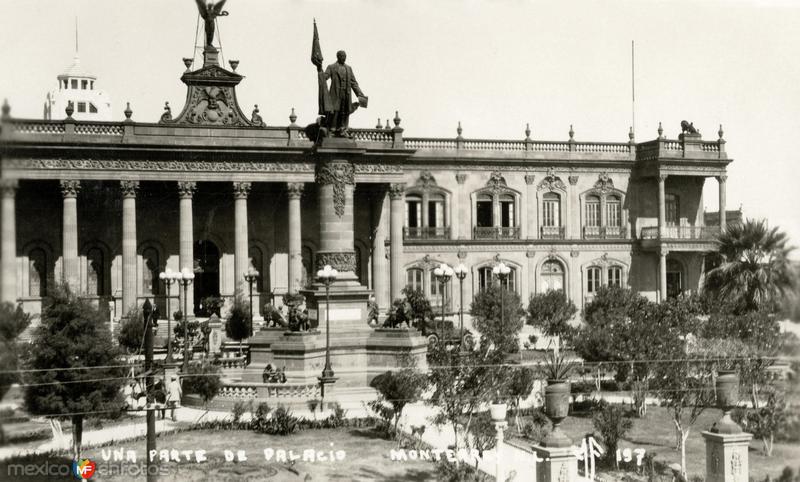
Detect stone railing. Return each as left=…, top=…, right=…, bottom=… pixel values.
left=6, top=120, right=65, bottom=134
left=74, top=123, right=124, bottom=136
left=640, top=225, right=720, bottom=240
left=583, top=226, right=625, bottom=239
left=404, top=226, right=451, bottom=240
left=351, top=128, right=393, bottom=142
left=218, top=355, right=247, bottom=370
left=217, top=382, right=321, bottom=400
left=473, top=226, right=521, bottom=240
left=540, top=226, right=566, bottom=240
left=404, top=138, right=458, bottom=150
left=636, top=138, right=725, bottom=160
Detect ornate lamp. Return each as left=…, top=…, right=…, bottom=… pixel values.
left=243, top=267, right=260, bottom=337
left=158, top=268, right=180, bottom=362
left=433, top=263, right=454, bottom=342
left=176, top=267, right=195, bottom=373
left=453, top=263, right=469, bottom=351
left=492, top=262, right=512, bottom=333
left=316, top=265, right=338, bottom=401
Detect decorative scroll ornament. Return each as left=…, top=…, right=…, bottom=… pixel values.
left=233, top=181, right=251, bottom=199
left=59, top=179, right=81, bottom=198
left=594, top=172, right=615, bottom=192
left=538, top=168, right=566, bottom=191
left=316, top=161, right=355, bottom=218
left=316, top=252, right=356, bottom=273
left=417, top=171, right=437, bottom=189
left=486, top=171, right=508, bottom=192
left=120, top=180, right=139, bottom=198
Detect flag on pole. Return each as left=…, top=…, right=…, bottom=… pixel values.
left=311, top=20, right=323, bottom=68
left=311, top=20, right=332, bottom=115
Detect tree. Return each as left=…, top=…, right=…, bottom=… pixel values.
left=182, top=360, right=222, bottom=408
left=225, top=294, right=250, bottom=354
left=574, top=287, right=650, bottom=363
left=369, top=361, right=428, bottom=438
left=526, top=290, right=577, bottom=354
left=0, top=303, right=30, bottom=400
left=24, top=286, right=126, bottom=460
left=706, top=219, right=794, bottom=313
left=471, top=284, right=525, bottom=353
left=385, top=287, right=434, bottom=329
left=592, top=400, right=633, bottom=469
left=117, top=306, right=144, bottom=354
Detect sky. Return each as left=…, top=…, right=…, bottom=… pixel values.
left=1, top=0, right=798, bottom=257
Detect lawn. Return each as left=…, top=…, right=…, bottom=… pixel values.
left=509, top=405, right=800, bottom=480
left=69, top=428, right=439, bottom=481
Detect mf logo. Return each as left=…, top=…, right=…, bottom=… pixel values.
left=72, top=459, right=96, bottom=480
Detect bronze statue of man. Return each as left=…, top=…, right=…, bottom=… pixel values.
left=321, top=51, right=367, bottom=137
left=195, top=0, right=229, bottom=48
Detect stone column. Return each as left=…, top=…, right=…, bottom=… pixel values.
left=316, top=161, right=358, bottom=282
left=658, top=174, right=667, bottom=237
left=0, top=180, right=18, bottom=304
left=233, top=182, right=251, bottom=294
left=60, top=180, right=81, bottom=291
left=525, top=174, right=536, bottom=239
left=372, top=189, right=389, bottom=312
left=178, top=181, right=196, bottom=317
left=659, top=248, right=668, bottom=303
left=456, top=173, right=467, bottom=239
left=287, top=183, right=304, bottom=294
left=120, top=180, right=139, bottom=315
left=568, top=175, right=579, bottom=239
left=702, top=431, right=752, bottom=482
left=389, top=183, right=406, bottom=299
left=717, top=175, right=727, bottom=230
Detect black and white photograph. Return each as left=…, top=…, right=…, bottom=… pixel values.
left=0, top=1, right=798, bottom=480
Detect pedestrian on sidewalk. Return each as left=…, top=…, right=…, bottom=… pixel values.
left=165, top=375, right=182, bottom=422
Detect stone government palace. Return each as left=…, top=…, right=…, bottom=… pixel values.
left=0, top=16, right=732, bottom=346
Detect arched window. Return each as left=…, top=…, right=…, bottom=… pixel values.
left=606, top=195, right=621, bottom=228
left=406, top=268, right=423, bottom=292
left=477, top=266, right=517, bottom=293
left=142, top=247, right=159, bottom=296
left=608, top=266, right=622, bottom=288
left=586, top=266, right=601, bottom=294
left=429, top=271, right=451, bottom=307
left=86, top=247, right=104, bottom=296
left=541, top=260, right=565, bottom=293
left=666, top=194, right=680, bottom=227
left=29, top=248, right=47, bottom=297
left=585, top=195, right=601, bottom=228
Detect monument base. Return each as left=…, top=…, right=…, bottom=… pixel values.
left=531, top=444, right=578, bottom=482
left=702, top=431, right=752, bottom=482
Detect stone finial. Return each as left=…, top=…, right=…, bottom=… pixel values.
left=393, top=110, right=401, bottom=127
left=629, top=126, right=635, bottom=142
left=1, top=99, right=10, bottom=119
left=229, top=60, right=239, bottom=72
left=385, top=119, right=391, bottom=130
left=65, top=100, right=75, bottom=119
left=182, top=57, right=194, bottom=72
left=718, top=124, right=724, bottom=141
left=124, top=102, right=133, bottom=121
left=376, top=118, right=382, bottom=129
left=160, top=102, right=172, bottom=122
left=251, top=105, right=264, bottom=126
left=456, top=121, right=463, bottom=138
left=289, top=107, right=297, bottom=125
left=568, top=124, right=574, bottom=141
left=657, top=121, right=664, bottom=139
left=525, top=123, right=531, bottom=140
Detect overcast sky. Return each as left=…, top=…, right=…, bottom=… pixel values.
left=1, top=0, right=798, bottom=257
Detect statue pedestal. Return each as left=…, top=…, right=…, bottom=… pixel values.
left=701, top=431, right=752, bottom=482
left=530, top=444, right=578, bottom=482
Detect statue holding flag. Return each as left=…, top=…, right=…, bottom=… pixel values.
left=195, top=0, right=229, bottom=49
left=311, top=21, right=368, bottom=139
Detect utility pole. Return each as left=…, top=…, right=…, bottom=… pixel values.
left=142, top=299, right=157, bottom=482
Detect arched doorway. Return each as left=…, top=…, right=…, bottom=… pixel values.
left=194, top=240, right=220, bottom=316
left=540, top=259, right=565, bottom=293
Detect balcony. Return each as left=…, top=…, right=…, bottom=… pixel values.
left=473, top=226, right=521, bottom=240
left=404, top=226, right=451, bottom=240
left=540, top=226, right=566, bottom=240
left=583, top=226, right=625, bottom=239
left=640, top=226, right=720, bottom=240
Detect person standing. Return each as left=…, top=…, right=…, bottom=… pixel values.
left=165, top=375, right=182, bottom=422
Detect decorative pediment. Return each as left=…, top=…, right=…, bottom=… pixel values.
left=594, top=172, right=615, bottom=192
left=416, top=171, right=437, bottom=189
left=538, top=168, right=566, bottom=191
left=485, top=171, right=508, bottom=193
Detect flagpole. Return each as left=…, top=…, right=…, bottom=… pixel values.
left=631, top=40, right=636, bottom=136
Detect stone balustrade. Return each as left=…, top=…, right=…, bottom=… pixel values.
left=640, top=225, right=720, bottom=240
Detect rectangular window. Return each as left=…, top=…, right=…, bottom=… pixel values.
left=586, top=201, right=600, bottom=227
left=608, top=267, right=622, bottom=288
left=478, top=267, right=493, bottom=292
left=406, top=269, right=423, bottom=291
left=405, top=201, right=421, bottom=228
left=430, top=272, right=449, bottom=306
left=71, top=79, right=78, bottom=89
left=543, top=199, right=560, bottom=226
left=428, top=201, right=444, bottom=228
left=77, top=102, right=86, bottom=113
left=81, top=80, right=88, bottom=90
left=501, top=201, right=514, bottom=227
left=666, top=195, right=679, bottom=227
left=587, top=267, right=601, bottom=294
left=476, top=200, right=493, bottom=227
left=607, top=200, right=621, bottom=227
left=89, top=103, right=98, bottom=113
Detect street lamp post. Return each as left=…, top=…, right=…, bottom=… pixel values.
left=454, top=263, right=468, bottom=351
left=433, top=263, right=454, bottom=343
left=316, top=265, right=338, bottom=401
left=244, top=267, right=260, bottom=338
left=158, top=268, right=179, bottom=362
left=176, top=267, right=195, bottom=373
left=493, top=262, right=511, bottom=335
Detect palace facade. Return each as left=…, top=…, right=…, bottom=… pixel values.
left=0, top=40, right=731, bottom=336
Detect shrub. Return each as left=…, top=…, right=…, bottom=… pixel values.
left=117, top=307, right=144, bottom=353
left=260, top=406, right=298, bottom=436
left=251, top=402, right=272, bottom=433
left=471, top=284, right=525, bottom=353
left=520, top=408, right=551, bottom=442
left=225, top=295, right=250, bottom=352
left=526, top=290, right=577, bottom=347
left=591, top=400, right=633, bottom=468
left=384, top=288, right=434, bottom=329
left=369, top=366, right=428, bottom=438
left=434, top=458, right=490, bottom=482
left=182, top=361, right=222, bottom=407
left=231, top=400, right=251, bottom=423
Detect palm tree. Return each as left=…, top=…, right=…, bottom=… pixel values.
left=706, top=219, right=794, bottom=312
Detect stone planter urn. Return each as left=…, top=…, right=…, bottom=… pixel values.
left=543, top=379, right=572, bottom=447
left=714, top=370, right=742, bottom=434
left=489, top=403, right=507, bottom=423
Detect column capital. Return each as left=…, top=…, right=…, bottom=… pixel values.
left=388, top=183, right=406, bottom=200
left=60, top=179, right=81, bottom=198
left=658, top=173, right=668, bottom=183
left=716, top=174, right=728, bottom=184
left=287, top=182, right=305, bottom=200
left=177, top=181, right=197, bottom=199
left=0, top=179, right=19, bottom=198
left=659, top=248, right=670, bottom=257
left=120, top=180, right=139, bottom=198
left=233, top=181, right=252, bottom=199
